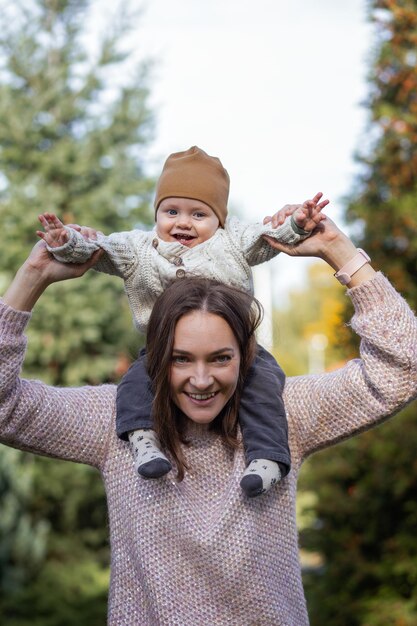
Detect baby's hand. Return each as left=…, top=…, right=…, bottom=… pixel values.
left=263, top=193, right=329, bottom=229
left=263, top=204, right=303, bottom=228
left=37, top=214, right=101, bottom=247
left=292, top=192, right=329, bottom=232
left=66, top=223, right=101, bottom=241
left=37, top=212, right=68, bottom=248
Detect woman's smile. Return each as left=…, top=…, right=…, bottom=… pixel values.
left=186, top=391, right=218, bottom=402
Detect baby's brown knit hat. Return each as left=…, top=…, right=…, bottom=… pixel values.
left=154, top=146, right=229, bottom=226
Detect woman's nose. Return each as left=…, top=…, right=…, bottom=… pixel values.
left=190, top=365, right=214, bottom=389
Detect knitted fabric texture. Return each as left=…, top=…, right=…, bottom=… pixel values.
left=46, top=215, right=306, bottom=334
left=1, top=274, right=417, bottom=625
left=154, top=146, right=230, bottom=226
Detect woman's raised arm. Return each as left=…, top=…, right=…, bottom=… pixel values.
left=0, top=242, right=111, bottom=469
left=3, top=240, right=103, bottom=312
left=269, top=215, right=417, bottom=461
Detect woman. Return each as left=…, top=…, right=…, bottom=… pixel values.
left=1, top=216, right=416, bottom=625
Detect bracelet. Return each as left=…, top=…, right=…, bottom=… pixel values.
left=334, top=249, right=371, bottom=286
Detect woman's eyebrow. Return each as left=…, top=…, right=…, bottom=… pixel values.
left=210, top=348, right=235, bottom=355
left=172, top=347, right=235, bottom=356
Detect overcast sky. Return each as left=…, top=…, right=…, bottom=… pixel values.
left=93, top=0, right=373, bottom=301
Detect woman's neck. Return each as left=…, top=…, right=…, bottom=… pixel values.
left=185, top=420, right=214, bottom=439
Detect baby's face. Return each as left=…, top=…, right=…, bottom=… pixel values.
left=156, top=197, right=220, bottom=248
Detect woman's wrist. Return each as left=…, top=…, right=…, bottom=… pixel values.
left=3, top=262, right=50, bottom=311
left=321, top=232, right=376, bottom=288
left=320, top=230, right=357, bottom=269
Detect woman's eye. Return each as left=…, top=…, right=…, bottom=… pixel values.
left=215, top=355, right=231, bottom=363
left=172, top=355, right=188, bottom=364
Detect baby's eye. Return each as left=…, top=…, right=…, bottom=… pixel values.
left=167, top=209, right=177, bottom=216
left=193, top=211, right=206, bottom=219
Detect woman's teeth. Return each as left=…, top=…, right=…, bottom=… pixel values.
left=188, top=392, right=216, bottom=400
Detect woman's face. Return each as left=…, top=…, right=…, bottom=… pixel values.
left=170, top=311, right=241, bottom=425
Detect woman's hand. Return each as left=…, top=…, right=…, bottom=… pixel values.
left=264, top=215, right=377, bottom=287
left=3, top=241, right=103, bottom=312
left=26, top=239, right=102, bottom=282
left=264, top=215, right=341, bottom=260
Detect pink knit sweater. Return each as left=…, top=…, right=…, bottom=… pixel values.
left=1, top=273, right=416, bottom=625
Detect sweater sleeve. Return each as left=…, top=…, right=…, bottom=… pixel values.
left=284, top=273, right=417, bottom=462
left=46, top=228, right=146, bottom=279
left=226, top=215, right=309, bottom=267
left=0, top=301, right=115, bottom=470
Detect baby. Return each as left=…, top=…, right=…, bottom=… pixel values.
left=37, top=146, right=327, bottom=497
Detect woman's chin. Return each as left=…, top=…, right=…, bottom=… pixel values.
left=184, top=412, right=217, bottom=426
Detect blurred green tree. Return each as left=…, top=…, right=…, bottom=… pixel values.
left=0, top=0, right=154, bottom=385
left=0, top=449, right=49, bottom=592
left=0, top=0, right=154, bottom=623
left=301, top=1, right=417, bottom=624
left=273, top=262, right=352, bottom=377
left=301, top=404, right=417, bottom=626
left=347, top=0, right=417, bottom=300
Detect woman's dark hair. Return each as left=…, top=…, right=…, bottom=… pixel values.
left=146, top=277, right=263, bottom=480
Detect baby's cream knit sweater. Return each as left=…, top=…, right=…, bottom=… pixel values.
left=47, top=216, right=305, bottom=333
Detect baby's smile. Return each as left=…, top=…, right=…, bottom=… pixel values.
left=172, top=233, right=197, bottom=246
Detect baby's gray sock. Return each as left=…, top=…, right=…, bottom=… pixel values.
left=240, top=459, right=281, bottom=497
left=129, top=429, right=172, bottom=479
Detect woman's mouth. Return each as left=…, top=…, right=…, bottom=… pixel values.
left=185, top=391, right=218, bottom=405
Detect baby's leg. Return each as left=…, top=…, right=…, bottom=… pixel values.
left=239, top=345, right=290, bottom=497
left=116, top=352, right=172, bottom=478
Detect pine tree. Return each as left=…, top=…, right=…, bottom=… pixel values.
left=301, top=2, right=417, bottom=624
left=0, top=0, right=155, bottom=385
left=347, top=0, right=417, bottom=300
left=0, top=1, right=154, bottom=622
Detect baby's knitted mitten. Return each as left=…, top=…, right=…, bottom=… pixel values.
left=129, top=429, right=172, bottom=478
left=240, top=459, right=281, bottom=498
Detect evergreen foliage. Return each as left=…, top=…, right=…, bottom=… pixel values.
left=0, top=0, right=154, bottom=622
left=347, top=0, right=417, bottom=300
left=0, top=449, right=49, bottom=592
left=301, top=405, right=417, bottom=626
left=301, top=2, right=417, bottom=623
left=0, top=0, right=154, bottom=386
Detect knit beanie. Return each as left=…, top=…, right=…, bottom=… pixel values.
left=154, top=146, right=229, bottom=226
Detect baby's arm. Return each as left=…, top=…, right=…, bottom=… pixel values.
left=36, top=213, right=143, bottom=279
left=230, top=193, right=330, bottom=267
